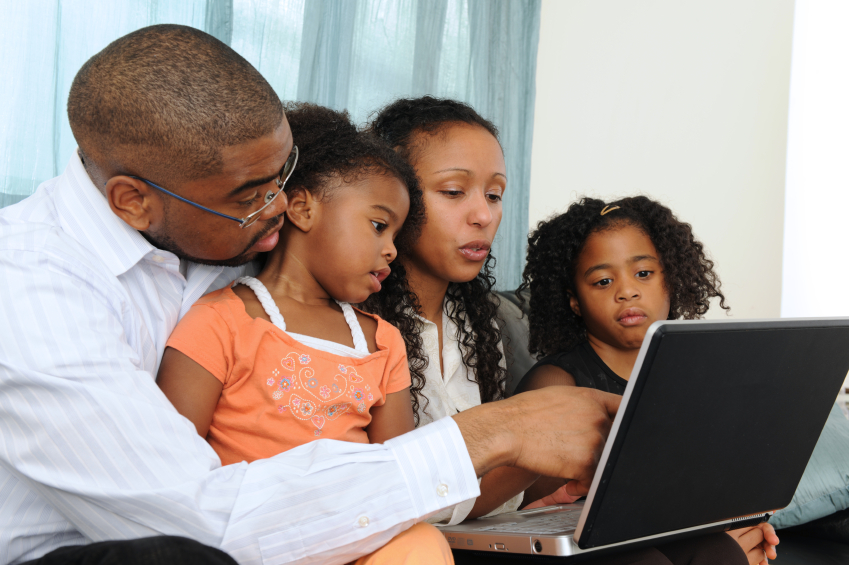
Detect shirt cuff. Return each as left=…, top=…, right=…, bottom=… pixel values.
left=425, top=482, right=478, bottom=526
left=385, top=416, right=480, bottom=519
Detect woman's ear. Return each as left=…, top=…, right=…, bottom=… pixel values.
left=105, top=176, right=161, bottom=231
left=285, top=187, right=318, bottom=233
left=568, top=292, right=582, bottom=317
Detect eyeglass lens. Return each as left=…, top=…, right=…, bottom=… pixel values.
left=241, top=147, right=298, bottom=228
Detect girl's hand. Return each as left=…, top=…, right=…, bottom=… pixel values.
left=523, top=481, right=583, bottom=509
left=726, top=523, right=779, bottom=565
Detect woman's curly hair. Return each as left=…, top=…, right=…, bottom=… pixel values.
left=362, top=96, right=508, bottom=423
left=517, top=196, right=728, bottom=358
left=282, top=102, right=424, bottom=254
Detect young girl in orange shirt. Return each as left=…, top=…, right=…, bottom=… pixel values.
left=156, top=103, right=422, bottom=467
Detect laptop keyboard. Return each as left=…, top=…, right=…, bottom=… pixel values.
left=473, top=510, right=581, bottom=535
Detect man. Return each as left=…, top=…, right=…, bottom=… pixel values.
left=0, top=24, right=619, bottom=565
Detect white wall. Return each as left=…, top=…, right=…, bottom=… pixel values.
left=782, top=0, right=849, bottom=318
left=528, top=0, right=795, bottom=319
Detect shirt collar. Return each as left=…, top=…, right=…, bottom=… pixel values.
left=416, top=298, right=465, bottom=384
left=55, top=151, right=155, bottom=277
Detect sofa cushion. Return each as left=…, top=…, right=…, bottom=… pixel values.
left=770, top=403, right=849, bottom=529
left=494, top=291, right=536, bottom=395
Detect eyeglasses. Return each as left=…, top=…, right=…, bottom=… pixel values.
left=130, top=146, right=298, bottom=229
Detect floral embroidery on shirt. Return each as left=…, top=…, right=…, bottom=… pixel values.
left=325, top=403, right=350, bottom=420
left=267, top=378, right=275, bottom=386
left=269, top=356, right=378, bottom=436
left=299, top=400, right=316, bottom=417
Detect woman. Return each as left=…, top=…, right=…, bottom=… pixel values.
left=365, top=97, right=533, bottom=524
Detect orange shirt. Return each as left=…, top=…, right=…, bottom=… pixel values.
left=166, top=287, right=412, bottom=465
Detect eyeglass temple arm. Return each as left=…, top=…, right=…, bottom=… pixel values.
left=128, top=176, right=245, bottom=225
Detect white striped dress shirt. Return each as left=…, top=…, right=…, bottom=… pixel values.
left=0, top=153, right=479, bottom=565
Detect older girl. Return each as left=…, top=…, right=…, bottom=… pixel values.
left=516, top=196, right=778, bottom=565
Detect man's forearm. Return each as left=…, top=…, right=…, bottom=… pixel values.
left=451, top=387, right=620, bottom=494
left=453, top=399, right=518, bottom=477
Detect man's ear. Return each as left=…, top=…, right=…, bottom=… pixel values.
left=569, top=292, right=582, bottom=317
left=104, top=176, right=161, bottom=231
left=285, top=187, right=318, bottom=233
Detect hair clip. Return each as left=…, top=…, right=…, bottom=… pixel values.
left=600, top=205, right=620, bottom=216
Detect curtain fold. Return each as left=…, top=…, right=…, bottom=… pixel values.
left=1, top=0, right=540, bottom=288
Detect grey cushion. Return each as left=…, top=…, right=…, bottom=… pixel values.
left=771, top=403, right=849, bottom=529
left=494, top=291, right=536, bottom=395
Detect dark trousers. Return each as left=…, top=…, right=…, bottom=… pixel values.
left=592, top=533, right=748, bottom=565
left=19, top=536, right=237, bottom=565
left=453, top=533, right=748, bottom=565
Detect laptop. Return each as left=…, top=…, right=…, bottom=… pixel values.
left=442, top=318, right=849, bottom=559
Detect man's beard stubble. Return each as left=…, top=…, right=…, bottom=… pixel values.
left=141, top=213, right=284, bottom=267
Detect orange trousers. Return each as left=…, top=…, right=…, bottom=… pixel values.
left=353, top=522, right=454, bottom=565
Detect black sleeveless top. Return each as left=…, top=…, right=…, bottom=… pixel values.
left=517, top=342, right=628, bottom=396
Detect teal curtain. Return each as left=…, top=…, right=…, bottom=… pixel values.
left=1, top=0, right=541, bottom=289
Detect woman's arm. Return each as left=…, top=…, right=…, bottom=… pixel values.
left=466, top=466, right=539, bottom=519
left=366, top=388, right=416, bottom=444
left=514, top=364, right=580, bottom=506
left=464, top=365, right=584, bottom=517
left=156, top=347, right=224, bottom=437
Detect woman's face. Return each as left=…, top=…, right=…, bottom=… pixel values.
left=407, top=123, right=506, bottom=285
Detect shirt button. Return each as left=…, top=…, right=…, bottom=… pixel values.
left=357, top=516, right=370, bottom=528
left=437, top=483, right=449, bottom=497
left=151, top=255, right=165, bottom=263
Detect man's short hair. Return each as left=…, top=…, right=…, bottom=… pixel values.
left=68, top=24, right=283, bottom=184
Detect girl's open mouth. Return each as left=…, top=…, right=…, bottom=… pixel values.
left=369, top=268, right=391, bottom=292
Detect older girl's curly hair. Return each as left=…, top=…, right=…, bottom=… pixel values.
left=282, top=102, right=424, bottom=254
left=362, top=96, right=508, bottom=423
left=518, top=196, right=728, bottom=358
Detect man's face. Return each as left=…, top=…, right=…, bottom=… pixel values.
left=144, top=118, right=294, bottom=266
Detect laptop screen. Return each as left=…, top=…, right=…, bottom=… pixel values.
left=577, top=319, right=849, bottom=549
